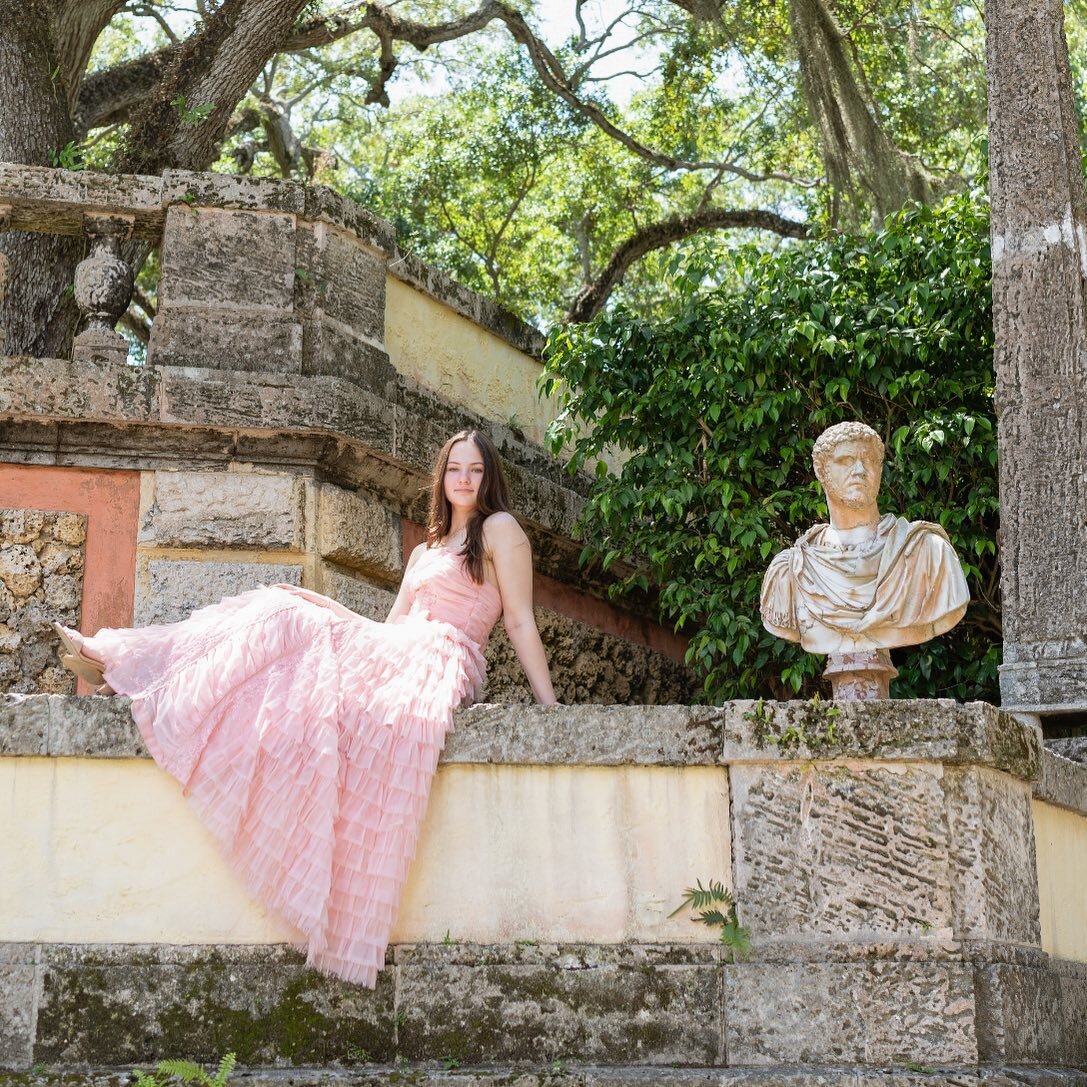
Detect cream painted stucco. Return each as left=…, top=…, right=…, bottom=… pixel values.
left=1034, top=798, right=1087, bottom=963
left=1, top=757, right=729, bottom=946
left=385, top=277, right=554, bottom=445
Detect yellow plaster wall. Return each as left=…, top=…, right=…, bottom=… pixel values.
left=0, top=757, right=729, bottom=946
left=384, top=277, right=553, bottom=445
left=1034, top=798, right=1087, bottom=963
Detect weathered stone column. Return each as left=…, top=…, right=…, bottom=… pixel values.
left=987, top=0, right=1087, bottom=718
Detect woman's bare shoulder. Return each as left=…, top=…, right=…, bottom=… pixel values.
left=482, top=512, right=528, bottom=552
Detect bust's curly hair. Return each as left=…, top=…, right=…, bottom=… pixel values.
left=811, top=421, right=884, bottom=480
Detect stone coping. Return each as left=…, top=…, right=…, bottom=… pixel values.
left=0, top=357, right=594, bottom=586
left=1035, top=748, right=1087, bottom=815
left=0, top=696, right=1045, bottom=781
left=0, top=164, right=543, bottom=358
left=3, top=1067, right=1086, bottom=1087
left=2, top=937, right=1074, bottom=971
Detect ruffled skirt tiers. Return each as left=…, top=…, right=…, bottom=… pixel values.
left=85, top=585, right=486, bottom=986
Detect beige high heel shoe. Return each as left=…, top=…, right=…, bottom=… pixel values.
left=53, top=623, right=115, bottom=695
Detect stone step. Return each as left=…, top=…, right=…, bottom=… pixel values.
left=5, top=941, right=1087, bottom=1073
left=2, top=1064, right=1086, bottom=1087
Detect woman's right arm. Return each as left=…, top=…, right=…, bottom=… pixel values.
left=385, top=542, right=427, bottom=623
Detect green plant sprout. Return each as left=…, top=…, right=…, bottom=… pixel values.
left=131, top=1052, right=236, bottom=1087
left=670, top=877, right=751, bottom=961
left=171, top=95, right=214, bottom=127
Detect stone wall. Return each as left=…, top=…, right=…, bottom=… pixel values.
left=1, top=696, right=1085, bottom=1078
left=0, top=509, right=86, bottom=694
left=0, top=164, right=691, bottom=704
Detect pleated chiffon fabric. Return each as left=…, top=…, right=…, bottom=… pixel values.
left=83, top=546, right=503, bottom=986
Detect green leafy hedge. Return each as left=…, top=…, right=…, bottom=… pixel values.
left=543, top=195, right=998, bottom=702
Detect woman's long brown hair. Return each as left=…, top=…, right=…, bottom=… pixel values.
left=426, top=429, right=513, bottom=583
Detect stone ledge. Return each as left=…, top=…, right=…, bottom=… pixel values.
left=1034, top=750, right=1087, bottom=815
left=0, top=697, right=1041, bottom=775
left=4, top=942, right=1086, bottom=1073
left=2, top=1067, right=1086, bottom=1087
left=720, top=699, right=1040, bottom=781
left=0, top=358, right=590, bottom=586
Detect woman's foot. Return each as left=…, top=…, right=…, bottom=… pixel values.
left=53, top=623, right=115, bottom=695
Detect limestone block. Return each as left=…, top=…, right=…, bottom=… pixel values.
left=133, top=559, right=301, bottom=626
left=46, top=695, right=145, bottom=759
left=0, top=545, right=41, bottom=598
left=0, top=959, right=35, bottom=1070
left=302, top=184, right=397, bottom=252
left=316, top=485, right=400, bottom=580
left=34, top=945, right=394, bottom=1065
left=484, top=608, right=694, bottom=706
left=723, top=960, right=977, bottom=1064
left=448, top=703, right=720, bottom=766
left=155, top=366, right=396, bottom=459
left=296, top=223, right=386, bottom=342
left=0, top=356, right=159, bottom=423
left=302, top=316, right=396, bottom=393
left=159, top=206, right=295, bottom=309
left=1055, top=963, right=1087, bottom=1066
left=320, top=564, right=395, bottom=621
left=0, top=696, right=48, bottom=754
left=161, top=169, right=306, bottom=214
left=729, top=763, right=953, bottom=940
left=974, top=962, right=1064, bottom=1063
left=944, top=767, right=1041, bottom=946
left=721, top=699, right=1041, bottom=780
left=139, top=472, right=305, bottom=550
left=50, top=514, right=85, bottom=548
left=394, top=946, right=720, bottom=1065
left=0, top=510, right=44, bottom=545
left=147, top=309, right=303, bottom=374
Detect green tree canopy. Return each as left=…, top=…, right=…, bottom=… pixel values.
left=543, top=193, right=998, bottom=702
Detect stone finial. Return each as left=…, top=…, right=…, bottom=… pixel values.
left=760, top=421, right=970, bottom=700
left=72, top=212, right=135, bottom=366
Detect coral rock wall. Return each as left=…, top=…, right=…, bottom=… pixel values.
left=0, top=510, right=87, bottom=694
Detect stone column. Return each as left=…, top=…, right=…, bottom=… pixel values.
left=987, top=0, right=1087, bottom=718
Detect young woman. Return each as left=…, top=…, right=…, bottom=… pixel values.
left=55, top=429, right=556, bottom=986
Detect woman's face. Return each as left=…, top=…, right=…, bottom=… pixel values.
left=444, top=439, right=485, bottom=515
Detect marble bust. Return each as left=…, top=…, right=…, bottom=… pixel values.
left=760, top=422, right=970, bottom=666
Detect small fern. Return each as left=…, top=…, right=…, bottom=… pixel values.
left=670, top=878, right=752, bottom=961
left=128, top=1053, right=236, bottom=1087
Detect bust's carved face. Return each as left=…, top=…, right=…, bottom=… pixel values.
left=818, top=438, right=883, bottom=509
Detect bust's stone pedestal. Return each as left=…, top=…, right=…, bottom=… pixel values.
left=823, top=647, right=898, bottom=699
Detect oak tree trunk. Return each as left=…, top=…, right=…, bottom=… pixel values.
left=0, top=0, right=83, bottom=358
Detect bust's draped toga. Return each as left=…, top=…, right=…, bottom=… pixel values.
left=760, top=513, right=970, bottom=654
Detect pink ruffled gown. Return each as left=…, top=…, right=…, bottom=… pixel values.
left=82, top=545, right=502, bottom=986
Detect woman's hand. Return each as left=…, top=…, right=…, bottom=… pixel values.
left=485, top=513, right=557, bottom=705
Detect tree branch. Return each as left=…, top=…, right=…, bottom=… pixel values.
left=284, top=1, right=816, bottom=186
left=566, top=207, right=809, bottom=323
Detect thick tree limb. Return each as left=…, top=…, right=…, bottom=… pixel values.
left=114, top=0, right=311, bottom=174
left=76, top=48, right=172, bottom=134
left=566, top=207, right=809, bottom=323
left=80, top=0, right=812, bottom=187
left=285, top=1, right=815, bottom=186
left=51, top=0, right=129, bottom=110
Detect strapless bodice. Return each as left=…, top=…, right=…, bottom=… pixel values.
left=399, top=545, right=502, bottom=648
